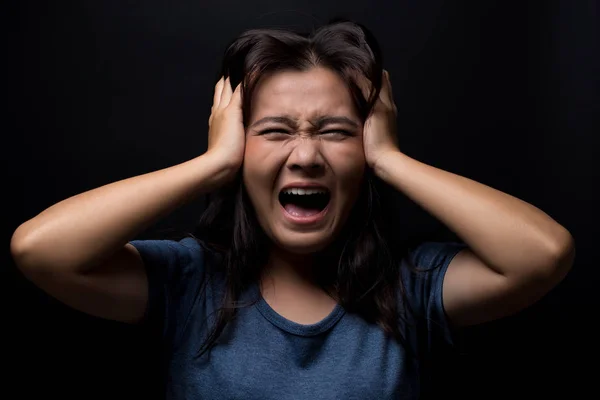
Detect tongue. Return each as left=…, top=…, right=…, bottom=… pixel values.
left=284, top=203, right=321, bottom=217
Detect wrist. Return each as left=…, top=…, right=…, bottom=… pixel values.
left=371, top=149, right=404, bottom=180
left=199, top=152, right=241, bottom=187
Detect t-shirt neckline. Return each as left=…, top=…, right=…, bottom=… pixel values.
left=251, top=283, right=346, bottom=337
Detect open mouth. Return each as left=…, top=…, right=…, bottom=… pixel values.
left=278, top=188, right=331, bottom=218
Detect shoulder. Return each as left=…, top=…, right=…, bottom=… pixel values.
left=130, top=236, right=202, bottom=257
left=128, top=236, right=224, bottom=339
left=399, top=240, right=467, bottom=319
left=129, top=236, right=222, bottom=279
left=406, top=241, right=467, bottom=272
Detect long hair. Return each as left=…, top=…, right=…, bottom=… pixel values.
left=193, top=19, right=414, bottom=357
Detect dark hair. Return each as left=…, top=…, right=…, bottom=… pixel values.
left=193, top=19, right=414, bottom=357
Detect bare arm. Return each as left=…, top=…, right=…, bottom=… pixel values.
left=11, top=153, right=232, bottom=323
left=11, top=77, right=244, bottom=323
left=364, top=71, right=575, bottom=328
left=11, top=154, right=232, bottom=274
left=375, top=151, right=575, bottom=327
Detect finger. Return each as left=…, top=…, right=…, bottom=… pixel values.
left=219, top=77, right=234, bottom=108
left=379, top=70, right=394, bottom=108
left=227, top=83, right=242, bottom=109
left=213, top=76, right=225, bottom=108
left=385, top=70, right=394, bottom=99
left=386, top=72, right=398, bottom=115
left=354, top=73, right=372, bottom=100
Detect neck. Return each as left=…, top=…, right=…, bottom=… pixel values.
left=260, top=244, right=339, bottom=305
left=263, top=245, right=317, bottom=285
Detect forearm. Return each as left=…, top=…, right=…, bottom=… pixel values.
left=11, top=153, right=232, bottom=273
left=375, top=151, right=574, bottom=276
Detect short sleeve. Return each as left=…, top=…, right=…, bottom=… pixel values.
left=400, top=241, right=467, bottom=348
left=129, top=237, right=208, bottom=345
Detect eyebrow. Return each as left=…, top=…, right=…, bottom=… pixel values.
left=250, top=115, right=359, bottom=129
left=312, top=116, right=359, bottom=129
left=250, top=116, right=298, bottom=129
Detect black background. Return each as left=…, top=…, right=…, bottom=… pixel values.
left=4, top=1, right=598, bottom=398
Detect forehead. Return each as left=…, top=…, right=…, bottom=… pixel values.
left=249, top=67, right=357, bottom=122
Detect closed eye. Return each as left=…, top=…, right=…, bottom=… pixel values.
left=257, top=129, right=291, bottom=139
left=321, top=130, right=354, bottom=138
left=258, top=129, right=290, bottom=135
left=256, top=129, right=355, bottom=139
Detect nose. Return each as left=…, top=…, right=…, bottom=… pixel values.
left=286, top=137, right=325, bottom=174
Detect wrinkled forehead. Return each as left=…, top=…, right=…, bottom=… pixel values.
left=248, top=68, right=360, bottom=124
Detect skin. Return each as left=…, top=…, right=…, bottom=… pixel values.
left=244, top=67, right=575, bottom=327
left=11, top=65, right=575, bottom=329
left=243, top=68, right=366, bottom=254
left=241, top=68, right=367, bottom=322
left=364, top=71, right=574, bottom=327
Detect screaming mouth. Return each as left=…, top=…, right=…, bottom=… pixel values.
left=279, top=188, right=331, bottom=216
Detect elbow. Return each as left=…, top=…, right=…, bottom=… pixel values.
left=10, top=222, right=55, bottom=274
left=538, top=227, right=576, bottom=283
left=11, top=222, right=38, bottom=271
left=12, top=222, right=97, bottom=276
left=11, top=223, right=71, bottom=284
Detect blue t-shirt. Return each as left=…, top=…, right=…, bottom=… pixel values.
left=130, top=237, right=466, bottom=399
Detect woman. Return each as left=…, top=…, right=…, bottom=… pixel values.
left=11, top=20, right=574, bottom=399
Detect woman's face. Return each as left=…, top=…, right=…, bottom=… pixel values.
left=243, top=67, right=366, bottom=254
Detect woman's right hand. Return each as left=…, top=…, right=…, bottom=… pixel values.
left=206, top=76, right=245, bottom=179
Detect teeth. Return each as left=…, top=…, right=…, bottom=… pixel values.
left=282, top=188, right=328, bottom=195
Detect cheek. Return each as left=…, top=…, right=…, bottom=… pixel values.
left=242, top=136, right=262, bottom=165
left=242, top=138, right=284, bottom=204
left=324, top=144, right=366, bottom=214
left=323, top=141, right=366, bottom=187
left=242, top=141, right=265, bottom=199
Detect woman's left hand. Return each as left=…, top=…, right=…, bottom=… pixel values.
left=363, top=70, right=401, bottom=171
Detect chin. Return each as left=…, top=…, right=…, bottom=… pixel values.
left=270, top=231, right=337, bottom=255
